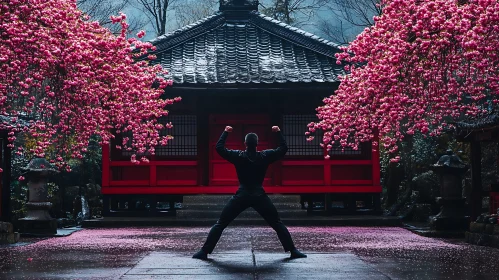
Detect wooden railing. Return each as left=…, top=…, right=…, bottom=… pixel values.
left=280, top=159, right=378, bottom=186
left=101, top=143, right=382, bottom=195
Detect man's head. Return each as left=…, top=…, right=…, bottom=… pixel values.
left=244, top=133, right=258, bottom=148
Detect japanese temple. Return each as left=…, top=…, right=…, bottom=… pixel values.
left=455, top=113, right=499, bottom=219
left=101, top=0, right=382, bottom=214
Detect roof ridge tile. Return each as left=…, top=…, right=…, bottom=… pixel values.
left=149, top=13, right=224, bottom=46
left=145, top=10, right=343, bottom=85
left=249, top=11, right=340, bottom=50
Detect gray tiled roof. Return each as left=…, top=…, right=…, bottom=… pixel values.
left=455, top=113, right=499, bottom=130
left=0, top=115, right=30, bottom=131
left=148, top=11, right=344, bottom=84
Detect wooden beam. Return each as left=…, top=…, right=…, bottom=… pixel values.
left=198, top=95, right=210, bottom=186
left=372, top=131, right=381, bottom=187
left=470, top=141, right=482, bottom=220
left=269, top=93, right=282, bottom=186
left=0, top=138, right=3, bottom=220
left=101, top=143, right=110, bottom=187
left=101, top=185, right=383, bottom=195
left=169, top=82, right=338, bottom=91
left=1, top=136, right=11, bottom=221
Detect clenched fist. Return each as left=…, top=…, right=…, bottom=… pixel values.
left=272, top=126, right=280, bottom=132
left=225, top=126, right=233, bottom=132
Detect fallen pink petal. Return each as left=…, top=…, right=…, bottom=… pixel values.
left=1, top=0, right=499, bottom=279
left=1, top=226, right=498, bottom=279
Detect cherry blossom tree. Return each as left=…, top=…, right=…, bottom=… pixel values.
left=0, top=0, right=179, bottom=170
left=310, top=0, right=499, bottom=161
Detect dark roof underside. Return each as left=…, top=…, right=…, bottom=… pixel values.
left=149, top=12, right=344, bottom=84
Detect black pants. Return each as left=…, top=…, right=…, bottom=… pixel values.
left=201, top=191, right=296, bottom=253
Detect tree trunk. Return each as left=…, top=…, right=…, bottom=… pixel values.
left=284, top=0, right=291, bottom=24
left=385, top=161, right=404, bottom=208
left=470, top=141, right=482, bottom=220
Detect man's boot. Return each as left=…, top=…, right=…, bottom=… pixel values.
left=290, top=248, right=307, bottom=259
left=192, top=249, right=208, bottom=260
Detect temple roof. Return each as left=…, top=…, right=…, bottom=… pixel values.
left=451, top=112, right=499, bottom=141
left=148, top=2, right=344, bottom=85
left=456, top=114, right=499, bottom=130
left=0, top=115, right=30, bottom=131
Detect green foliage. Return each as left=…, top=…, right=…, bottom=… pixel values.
left=480, top=142, right=498, bottom=193
left=380, top=131, right=470, bottom=214
left=47, top=182, right=59, bottom=199
left=10, top=180, right=27, bottom=221
left=10, top=179, right=62, bottom=220
left=9, top=134, right=102, bottom=221
left=411, top=133, right=437, bottom=170
left=69, top=135, right=102, bottom=185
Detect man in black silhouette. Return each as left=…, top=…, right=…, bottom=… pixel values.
left=193, top=125, right=307, bottom=260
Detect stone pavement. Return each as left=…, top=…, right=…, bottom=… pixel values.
left=122, top=251, right=389, bottom=280
left=1, top=226, right=499, bottom=280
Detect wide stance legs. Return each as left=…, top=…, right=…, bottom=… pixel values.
left=193, top=193, right=306, bottom=260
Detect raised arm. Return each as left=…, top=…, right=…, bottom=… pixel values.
left=262, top=126, right=288, bottom=164
left=216, top=126, right=240, bottom=163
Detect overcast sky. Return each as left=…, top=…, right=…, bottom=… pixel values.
left=121, top=0, right=366, bottom=43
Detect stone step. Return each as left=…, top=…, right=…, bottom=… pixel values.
left=0, top=232, right=20, bottom=244
left=175, top=195, right=303, bottom=212
left=0, top=221, right=14, bottom=233
left=469, top=222, right=499, bottom=235
left=106, top=194, right=379, bottom=219
left=176, top=208, right=308, bottom=219
left=466, top=231, right=499, bottom=248
left=182, top=195, right=302, bottom=204
left=177, top=202, right=303, bottom=211
left=0, top=222, right=19, bottom=244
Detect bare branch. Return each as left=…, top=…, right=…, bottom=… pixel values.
left=261, top=0, right=328, bottom=25
left=172, top=0, right=218, bottom=30
left=318, top=0, right=383, bottom=45
left=136, top=0, right=160, bottom=35
left=77, top=0, right=147, bottom=34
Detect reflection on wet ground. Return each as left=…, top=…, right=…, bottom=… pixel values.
left=0, top=227, right=498, bottom=279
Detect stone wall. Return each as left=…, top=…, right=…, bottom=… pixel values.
left=466, top=222, right=499, bottom=248
left=0, top=222, right=19, bottom=244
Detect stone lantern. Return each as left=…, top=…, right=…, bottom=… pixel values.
left=18, top=158, right=59, bottom=234
left=429, top=149, right=469, bottom=230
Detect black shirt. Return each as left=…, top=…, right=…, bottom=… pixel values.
left=216, top=130, right=288, bottom=194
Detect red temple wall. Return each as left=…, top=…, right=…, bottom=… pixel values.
left=102, top=91, right=381, bottom=195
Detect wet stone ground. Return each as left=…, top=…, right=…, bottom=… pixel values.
left=0, top=227, right=498, bottom=279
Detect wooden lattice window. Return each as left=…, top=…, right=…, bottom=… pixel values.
left=121, top=115, right=197, bottom=157
left=156, top=115, right=197, bottom=156
left=282, top=115, right=323, bottom=156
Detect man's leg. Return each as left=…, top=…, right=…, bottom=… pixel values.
left=197, top=195, right=249, bottom=256
left=251, top=194, right=305, bottom=258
